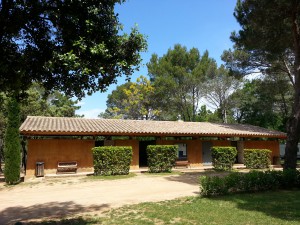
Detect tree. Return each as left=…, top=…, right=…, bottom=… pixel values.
left=147, top=44, right=216, bottom=121
left=4, top=98, right=21, bottom=184
left=0, top=0, right=146, bottom=181
left=0, top=0, right=146, bottom=99
left=204, top=65, right=241, bottom=123
left=228, top=77, right=293, bottom=131
left=0, top=94, right=6, bottom=173
left=196, top=105, right=221, bottom=122
left=225, top=0, right=300, bottom=169
left=20, top=83, right=81, bottom=121
left=100, top=76, right=159, bottom=119
left=0, top=84, right=82, bottom=174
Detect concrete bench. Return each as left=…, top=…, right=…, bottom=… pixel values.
left=57, top=161, right=77, bottom=173
left=175, top=160, right=190, bottom=168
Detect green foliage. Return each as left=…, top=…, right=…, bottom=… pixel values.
left=147, top=45, right=217, bottom=121
left=227, top=78, right=292, bottom=132
left=147, top=145, right=178, bottom=173
left=204, top=65, right=241, bottom=123
left=4, top=98, right=21, bottom=184
left=199, top=176, right=228, bottom=196
left=227, top=0, right=300, bottom=169
left=0, top=84, right=81, bottom=173
left=20, top=83, right=81, bottom=120
left=211, top=147, right=237, bottom=171
left=0, top=0, right=146, bottom=99
left=92, top=146, right=132, bottom=176
left=100, top=76, right=159, bottom=120
left=244, top=149, right=271, bottom=169
left=199, top=169, right=300, bottom=197
left=196, top=105, right=222, bottom=123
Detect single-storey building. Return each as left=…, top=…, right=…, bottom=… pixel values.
left=20, top=116, right=287, bottom=178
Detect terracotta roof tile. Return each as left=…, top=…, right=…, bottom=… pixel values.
left=19, top=116, right=287, bottom=138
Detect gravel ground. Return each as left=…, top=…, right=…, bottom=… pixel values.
left=0, top=172, right=200, bottom=225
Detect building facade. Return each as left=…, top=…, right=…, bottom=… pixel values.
left=20, top=116, right=286, bottom=177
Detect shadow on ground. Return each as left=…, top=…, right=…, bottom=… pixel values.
left=0, top=201, right=109, bottom=225
left=163, top=172, right=202, bottom=185
left=164, top=171, right=230, bottom=186
left=25, top=217, right=98, bottom=225
left=208, top=190, right=300, bottom=222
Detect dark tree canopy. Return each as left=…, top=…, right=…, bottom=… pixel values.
left=0, top=0, right=146, bottom=99
left=229, top=0, right=300, bottom=169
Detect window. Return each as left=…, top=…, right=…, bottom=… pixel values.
left=178, top=143, right=187, bottom=159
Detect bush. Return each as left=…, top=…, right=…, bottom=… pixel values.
left=92, top=146, right=132, bottom=175
left=199, top=169, right=300, bottom=197
left=199, top=176, right=228, bottom=196
left=4, top=97, right=21, bottom=184
left=211, top=147, right=237, bottom=171
left=147, top=145, right=177, bottom=173
left=244, top=149, right=271, bottom=169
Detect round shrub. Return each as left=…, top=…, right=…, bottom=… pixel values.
left=244, top=149, right=271, bottom=169
left=147, top=145, right=177, bottom=173
left=211, top=147, right=237, bottom=171
left=92, top=146, right=132, bottom=175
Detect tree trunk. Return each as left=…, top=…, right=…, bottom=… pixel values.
left=284, top=79, right=300, bottom=169
left=285, top=61, right=300, bottom=169
left=0, top=137, right=3, bottom=173
left=285, top=9, right=300, bottom=170
left=285, top=115, right=300, bottom=169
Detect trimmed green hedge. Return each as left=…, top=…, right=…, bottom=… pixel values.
left=92, top=146, right=132, bottom=175
left=244, top=149, right=271, bottom=169
left=199, top=169, right=300, bottom=197
left=147, top=145, right=178, bottom=173
left=4, top=97, right=21, bottom=184
left=211, top=147, right=237, bottom=171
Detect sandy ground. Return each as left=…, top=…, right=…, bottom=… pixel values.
left=0, top=172, right=200, bottom=225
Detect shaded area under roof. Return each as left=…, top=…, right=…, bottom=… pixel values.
left=19, top=116, right=287, bottom=139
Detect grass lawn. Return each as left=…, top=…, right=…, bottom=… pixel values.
left=28, top=190, right=300, bottom=225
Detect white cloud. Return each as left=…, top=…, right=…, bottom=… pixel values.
left=77, top=109, right=104, bottom=119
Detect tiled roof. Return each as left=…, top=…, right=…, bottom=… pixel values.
left=19, top=116, right=287, bottom=138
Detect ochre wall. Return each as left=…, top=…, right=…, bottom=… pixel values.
left=244, top=140, right=280, bottom=159
left=27, top=139, right=95, bottom=177
left=156, top=139, right=280, bottom=165
left=156, top=140, right=232, bottom=166
left=26, top=138, right=281, bottom=177
left=156, top=139, right=202, bottom=167
left=114, top=139, right=139, bottom=170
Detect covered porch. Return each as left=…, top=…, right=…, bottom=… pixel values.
left=19, top=116, right=287, bottom=179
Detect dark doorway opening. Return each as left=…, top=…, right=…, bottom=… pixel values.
left=202, top=141, right=213, bottom=165
left=139, top=140, right=156, bottom=167
left=95, top=140, right=104, bottom=147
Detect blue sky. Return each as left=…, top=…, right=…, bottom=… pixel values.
left=76, top=0, right=241, bottom=118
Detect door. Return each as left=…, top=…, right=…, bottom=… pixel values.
left=202, top=141, right=213, bottom=165
left=139, top=140, right=156, bottom=167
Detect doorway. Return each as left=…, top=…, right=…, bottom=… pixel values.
left=202, top=141, right=213, bottom=165
left=139, top=140, right=156, bottom=167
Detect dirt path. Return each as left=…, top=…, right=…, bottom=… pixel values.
left=0, top=172, right=200, bottom=224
